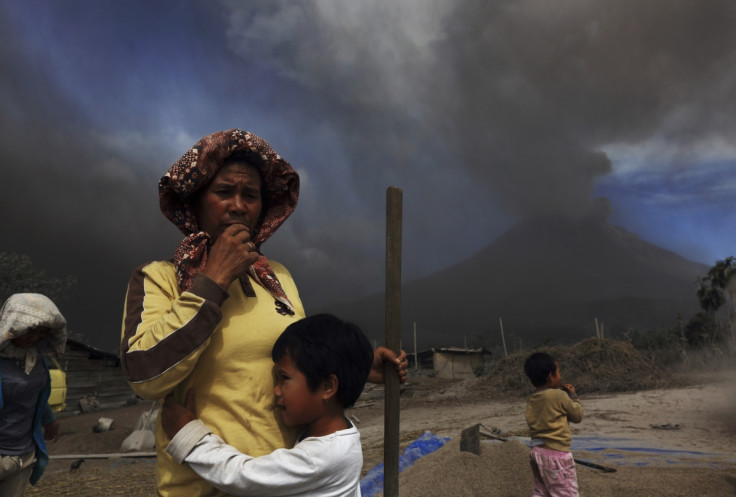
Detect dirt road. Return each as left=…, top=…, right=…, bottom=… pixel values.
left=24, top=369, right=736, bottom=496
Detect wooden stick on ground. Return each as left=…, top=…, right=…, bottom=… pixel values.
left=50, top=452, right=156, bottom=460
left=476, top=426, right=617, bottom=473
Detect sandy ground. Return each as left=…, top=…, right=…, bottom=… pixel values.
left=23, top=368, right=736, bottom=496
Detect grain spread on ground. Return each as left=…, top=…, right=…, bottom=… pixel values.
left=24, top=339, right=736, bottom=497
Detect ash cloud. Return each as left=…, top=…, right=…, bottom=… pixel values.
left=1, top=1, right=735, bottom=350
left=223, top=0, right=736, bottom=220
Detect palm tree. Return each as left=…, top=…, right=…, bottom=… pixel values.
left=696, top=277, right=725, bottom=316
left=696, top=257, right=736, bottom=341
left=707, top=256, right=735, bottom=287
left=698, top=280, right=725, bottom=309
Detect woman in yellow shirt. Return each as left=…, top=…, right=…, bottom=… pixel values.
left=121, top=129, right=406, bottom=496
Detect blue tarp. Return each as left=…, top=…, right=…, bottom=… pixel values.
left=570, top=436, right=736, bottom=468
left=360, top=431, right=450, bottom=497
left=509, top=435, right=736, bottom=469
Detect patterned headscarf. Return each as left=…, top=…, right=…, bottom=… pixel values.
left=0, top=293, right=67, bottom=374
left=159, top=129, right=300, bottom=312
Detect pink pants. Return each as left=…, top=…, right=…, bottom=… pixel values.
left=529, top=446, right=579, bottom=497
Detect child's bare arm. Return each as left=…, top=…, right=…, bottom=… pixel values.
left=162, top=389, right=198, bottom=438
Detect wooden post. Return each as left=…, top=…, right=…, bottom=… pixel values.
left=499, top=317, right=508, bottom=358
left=413, top=322, right=418, bottom=371
left=384, top=187, right=403, bottom=497
left=460, top=424, right=481, bottom=455
left=595, top=318, right=600, bottom=340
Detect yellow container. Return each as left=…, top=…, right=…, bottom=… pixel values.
left=47, top=357, right=67, bottom=412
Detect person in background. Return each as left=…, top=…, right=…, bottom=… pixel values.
left=162, top=313, right=374, bottom=497
left=121, top=129, right=407, bottom=496
left=0, top=293, right=66, bottom=497
left=523, top=352, right=583, bottom=497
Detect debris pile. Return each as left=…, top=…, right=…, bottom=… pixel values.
left=474, top=338, right=670, bottom=399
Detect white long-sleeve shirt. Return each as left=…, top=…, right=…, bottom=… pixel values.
left=167, top=419, right=363, bottom=497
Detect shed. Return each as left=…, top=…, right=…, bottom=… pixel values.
left=407, top=349, right=435, bottom=371
left=431, top=347, right=492, bottom=380
left=55, top=339, right=137, bottom=413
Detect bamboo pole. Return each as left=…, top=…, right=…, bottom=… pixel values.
left=499, top=317, right=508, bottom=358
left=413, top=321, right=418, bottom=371
left=50, top=452, right=156, bottom=459
left=384, top=186, right=403, bottom=497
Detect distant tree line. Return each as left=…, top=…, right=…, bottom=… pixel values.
left=623, top=256, right=735, bottom=369
left=473, top=256, right=736, bottom=373
left=0, top=252, right=76, bottom=305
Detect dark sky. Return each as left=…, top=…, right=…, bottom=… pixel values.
left=1, top=0, right=735, bottom=352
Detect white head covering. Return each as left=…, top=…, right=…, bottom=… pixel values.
left=0, top=293, right=67, bottom=374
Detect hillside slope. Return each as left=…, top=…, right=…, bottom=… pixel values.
left=331, top=216, right=708, bottom=349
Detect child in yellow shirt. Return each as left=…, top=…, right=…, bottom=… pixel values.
left=524, top=352, right=583, bottom=497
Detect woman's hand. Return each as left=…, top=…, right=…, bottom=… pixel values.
left=201, top=224, right=260, bottom=289
left=367, top=346, right=408, bottom=384
left=43, top=420, right=61, bottom=442
left=162, top=389, right=198, bottom=439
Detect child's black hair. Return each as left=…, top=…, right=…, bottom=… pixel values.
left=523, top=352, right=558, bottom=387
left=271, top=314, right=374, bottom=409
